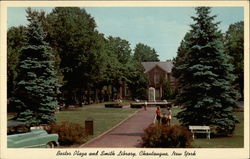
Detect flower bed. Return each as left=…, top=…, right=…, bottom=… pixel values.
left=130, top=103, right=143, bottom=108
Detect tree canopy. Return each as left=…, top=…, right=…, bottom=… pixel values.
left=7, top=26, right=27, bottom=99
left=224, top=21, right=244, bottom=99
left=13, top=8, right=60, bottom=125
left=8, top=7, right=152, bottom=113
left=133, top=43, right=159, bottom=62
left=173, top=7, right=239, bottom=136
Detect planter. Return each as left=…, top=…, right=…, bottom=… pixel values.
left=130, top=104, right=143, bottom=108
left=105, top=103, right=123, bottom=108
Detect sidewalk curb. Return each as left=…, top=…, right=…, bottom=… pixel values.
left=79, top=108, right=141, bottom=148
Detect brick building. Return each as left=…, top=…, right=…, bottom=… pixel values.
left=120, top=61, right=177, bottom=100
left=142, top=61, right=177, bottom=100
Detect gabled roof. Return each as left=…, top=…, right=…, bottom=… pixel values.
left=141, top=61, right=173, bottom=73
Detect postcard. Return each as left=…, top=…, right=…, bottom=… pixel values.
left=0, top=1, right=249, bottom=159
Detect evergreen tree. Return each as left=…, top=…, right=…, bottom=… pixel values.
left=224, top=21, right=244, bottom=99
left=173, top=7, right=239, bottom=136
left=172, top=32, right=191, bottom=79
left=14, top=8, right=59, bottom=125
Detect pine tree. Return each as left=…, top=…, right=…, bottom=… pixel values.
left=13, top=8, right=59, bottom=125
left=224, top=21, right=244, bottom=99
left=173, top=7, right=239, bottom=136
left=172, top=32, right=191, bottom=80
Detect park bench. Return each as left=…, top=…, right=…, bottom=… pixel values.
left=189, top=126, right=210, bottom=139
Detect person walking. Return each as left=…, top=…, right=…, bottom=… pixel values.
left=161, top=107, right=167, bottom=125
left=144, top=101, right=147, bottom=111
left=155, top=106, right=161, bottom=125
left=166, top=106, right=172, bottom=126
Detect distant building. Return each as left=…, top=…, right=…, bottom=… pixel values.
left=142, top=61, right=177, bottom=100
left=120, top=61, right=177, bottom=100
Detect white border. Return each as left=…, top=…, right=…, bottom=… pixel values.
left=0, top=1, right=249, bottom=159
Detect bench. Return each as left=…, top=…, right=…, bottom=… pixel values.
left=189, top=126, right=210, bottom=139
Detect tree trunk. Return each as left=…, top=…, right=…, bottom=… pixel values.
left=87, top=90, right=91, bottom=104
left=111, top=86, right=115, bottom=100
left=78, top=90, right=83, bottom=107
left=94, top=88, right=99, bottom=103
left=116, top=86, right=121, bottom=99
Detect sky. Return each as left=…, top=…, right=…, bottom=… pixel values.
left=7, top=7, right=244, bottom=61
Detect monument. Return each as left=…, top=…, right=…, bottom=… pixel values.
left=148, top=87, right=156, bottom=102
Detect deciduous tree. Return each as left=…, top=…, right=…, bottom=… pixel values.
left=126, top=61, right=148, bottom=100
left=133, top=43, right=159, bottom=62
left=45, top=7, right=100, bottom=105
left=7, top=26, right=27, bottom=99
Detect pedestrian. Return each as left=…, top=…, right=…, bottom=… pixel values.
left=161, top=107, right=167, bottom=125
left=166, top=106, right=172, bottom=126
left=155, top=106, right=161, bottom=125
left=144, top=101, right=147, bottom=111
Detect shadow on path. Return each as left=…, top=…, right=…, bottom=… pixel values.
left=110, top=132, right=144, bottom=136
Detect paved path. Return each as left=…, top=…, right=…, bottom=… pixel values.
left=81, top=107, right=155, bottom=148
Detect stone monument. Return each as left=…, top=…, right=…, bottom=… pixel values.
left=148, top=87, right=156, bottom=102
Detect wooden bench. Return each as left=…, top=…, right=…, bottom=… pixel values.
left=189, top=126, right=210, bottom=139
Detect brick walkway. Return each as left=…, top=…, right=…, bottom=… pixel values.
left=81, top=107, right=155, bottom=148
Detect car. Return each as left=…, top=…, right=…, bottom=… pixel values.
left=7, top=120, right=59, bottom=148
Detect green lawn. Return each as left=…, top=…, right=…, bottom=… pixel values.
left=83, top=100, right=134, bottom=107
left=55, top=106, right=138, bottom=141
left=170, top=107, right=244, bottom=148
left=191, top=111, right=244, bottom=148
left=7, top=103, right=244, bottom=148
left=7, top=101, right=137, bottom=147
left=170, top=107, right=181, bottom=125
left=7, top=113, right=15, bottom=120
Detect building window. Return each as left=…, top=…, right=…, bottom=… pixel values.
left=154, top=70, right=160, bottom=85
left=167, top=73, right=171, bottom=82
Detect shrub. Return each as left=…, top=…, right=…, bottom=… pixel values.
left=210, top=123, right=236, bottom=137
left=141, top=124, right=193, bottom=148
left=47, top=121, right=86, bottom=146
